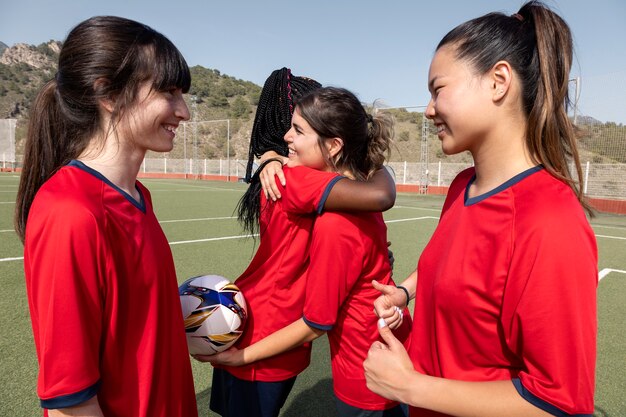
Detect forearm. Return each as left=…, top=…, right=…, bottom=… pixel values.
left=48, top=396, right=104, bottom=417
left=397, top=270, right=417, bottom=306
left=325, top=168, right=396, bottom=211
left=402, top=375, right=550, bottom=417
left=243, top=318, right=325, bottom=364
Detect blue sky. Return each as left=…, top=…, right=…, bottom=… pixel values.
left=1, top=0, right=625, bottom=123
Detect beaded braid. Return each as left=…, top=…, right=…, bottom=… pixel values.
left=238, top=68, right=321, bottom=236
left=244, top=68, right=321, bottom=182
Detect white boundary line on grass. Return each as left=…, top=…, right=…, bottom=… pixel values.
left=595, top=234, right=626, bottom=241
left=1, top=216, right=624, bottom=262
left=159, top=216, right=236, bottom=224
left=169, top=234, right=258, bottom=245
left=598, top=268, right=626, bottom=281
left=0, top=256, right=23, bottom=262
left=385, top=216, right=439, bottom=223
left=393, top=205, right=442, bottom=213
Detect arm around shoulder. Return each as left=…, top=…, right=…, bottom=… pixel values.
left=325, top=168, right=396, bottom=212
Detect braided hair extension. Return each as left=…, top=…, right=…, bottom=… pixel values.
left=244, top=68, right=321, bottom=182
left=238, top=68, right=321, bottom=237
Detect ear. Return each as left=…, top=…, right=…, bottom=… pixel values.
left=93, top=78, right=115, bottom=113
left=491, top=61, right=513, bottom=102
left=325, top=137, right=344, bottom=159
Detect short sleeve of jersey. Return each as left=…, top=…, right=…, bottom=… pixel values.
left=502, top=195, right=597, bottom=415
left=25, top=195, right=104, bottom=407
left=280, top=166, right=342, bottom=215
left=302, top=214, right=364, bottom=329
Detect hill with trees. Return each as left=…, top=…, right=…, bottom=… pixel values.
left=1, top=41, right=624, bottom=165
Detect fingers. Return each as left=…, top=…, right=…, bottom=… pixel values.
left=276, top=169, right=286, bottom=187
left=372, top=280, right=397, bottom=296
left=191, top=354, right=213, bottom=363
left=377, top=318, right=403, bottom=349
left=259, top=160, right=284, bottom=201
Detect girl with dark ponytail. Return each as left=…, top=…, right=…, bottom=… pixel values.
left=198, top=87, right=411, bottom=417
left=365, top=2, right=597, bottom=416
left=15, top=16, right=197, bottom=417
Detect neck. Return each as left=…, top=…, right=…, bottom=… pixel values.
left=78, top=133, right=145, bottom=199
left=469, top=124, right=535, bottom=196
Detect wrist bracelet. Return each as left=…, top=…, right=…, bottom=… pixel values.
left=397, top=285, right=410, bottom=307
left=259, top=157, right=284, bottom=171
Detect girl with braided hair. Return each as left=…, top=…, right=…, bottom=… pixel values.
left=197, top=70, right=398, bottom=417
left=364, top=2, right=597, bottom=416
left=199, top=87, right=411, bottom=417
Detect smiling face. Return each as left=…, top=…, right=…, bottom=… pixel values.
left=283, top=107, right=333, bottom=171
left=425, top=45, right=494, bottom=156
left=116, top=81, right=190, bottom=153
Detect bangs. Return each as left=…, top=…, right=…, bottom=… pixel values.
left=134, top=31, right=191, bottom=93
left=151, top=39, right=191, bottom=93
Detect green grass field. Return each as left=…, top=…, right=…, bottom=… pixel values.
left=1, top=173, right=625, bottom=416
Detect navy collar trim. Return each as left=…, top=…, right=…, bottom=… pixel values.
left=67, top=160, right=146, bottom=213
left=464, top=165, right=544, bottom=206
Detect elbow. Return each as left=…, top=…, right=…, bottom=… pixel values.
left=377, top=189, right=396, bottom=211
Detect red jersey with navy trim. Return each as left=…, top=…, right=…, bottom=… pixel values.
left=24, top=160, right=197, bottom=417
left=409, top=167, right=597, bottom=417
left=303, top=211, right=412, bottom=410
left=223, top=165, right=341, bottom=381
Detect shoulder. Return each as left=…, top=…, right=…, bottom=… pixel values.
left=514, top=170, right=587, bottom=227
left=284, top=165, right=339, bottom=183
left=510, top=170, right=595, bottom=255
left=30, top=167, right=104, bottom=228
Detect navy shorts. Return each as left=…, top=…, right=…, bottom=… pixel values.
left=210, top=368, right=297, bottom=417
left=335, top=397, right=409, bottom=417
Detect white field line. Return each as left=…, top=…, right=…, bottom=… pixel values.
left=0, top=256, right=23, bottom=262
left=169, top=234, right=258, bottom=245
left=144, top=180, right=243, bottom=193
left=598, top=268, right=626, bottom=281
left=592, top=224, right=626, bottom=231
left=0, top=201, right=15, bottom=204
left=1, top=216, right=623, bottom=262
left=393, top=205, right=442, bottom=213
left=595, top=234, right=626, bottom=241
left=1, top=229, right=16, bottom=233
left=159, top=216, right=236, bottom=224
left=385, top=216, right=439, bottom=223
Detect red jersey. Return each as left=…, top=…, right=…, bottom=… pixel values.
left=409, top=167, right=597, bottom=417
left=223, top=166, right=342, bottom=381
left=24, top=160, right=197, bottom=417
left=303, top=211, right=412, bottom=410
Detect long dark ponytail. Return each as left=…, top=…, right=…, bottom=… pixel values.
left=437, top=0, right=591, bottom=213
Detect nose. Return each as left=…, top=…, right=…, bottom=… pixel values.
left=176, top=94, right=191, bottom=121
left=284, top=126, right=294, bottom=144
left=425, top=98, right=435, bottom=120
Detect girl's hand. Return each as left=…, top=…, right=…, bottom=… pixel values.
left=372, top=280, right=405, bottom=329
left=258, top=151, right=288, bottom=201
left=259, top=159, right=287, bottom=201
left=192, top=347, right=246, bottom=366
left=364, top=319, right=416, bottom=404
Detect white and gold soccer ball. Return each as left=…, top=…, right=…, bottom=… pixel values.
left=179, top=274, right=247, bottom=355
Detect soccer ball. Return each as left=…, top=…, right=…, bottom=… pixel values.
left=178, top=274, right=247, bottom=355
